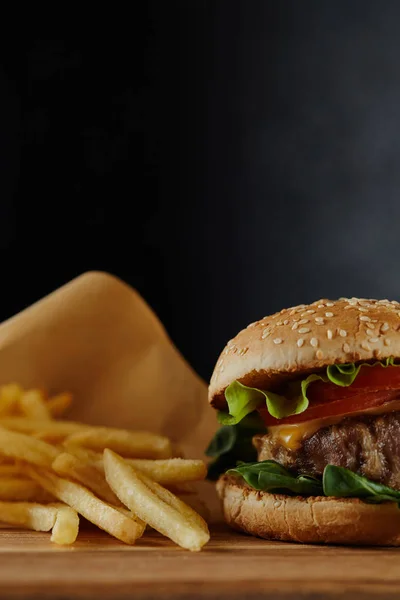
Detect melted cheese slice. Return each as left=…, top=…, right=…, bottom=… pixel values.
left=268, top=398, right=400, bottom=451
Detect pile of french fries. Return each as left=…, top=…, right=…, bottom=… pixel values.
left=0, top=384, right=210, bottom=551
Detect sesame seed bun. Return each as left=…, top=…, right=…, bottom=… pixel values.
left=209, top=297, right=400, bottom=410
left=217, top=475, right=400, bottom=546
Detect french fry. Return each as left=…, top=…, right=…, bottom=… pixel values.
left=19, top=389, right=51, bottom=421
left=26, top=466, right=146, bottom=545
left=66, top=427, right=172, bottom=459
left=0, top=501, right=57, bottom=531
left=50, top=504, right=79, bottom=545
left=0, top=384, right=23, bottom=417
left=0, top=463, right=26, bottom=477
left=0, top=428, right=59, bottom=467
left=46, top=392, right=73, bottom=418
left=175, top=493, right=210, bottom=522
left=52, top=452, right=120, bottom=505
left=103, top=449, right=210, bottom=552
left=0, top=477, right=54, bottom=502
left=0, top=418, right=86, bottom=439
left=61, top=444, right=102, bottom=465
left=120, top=458, right=206, bottom=486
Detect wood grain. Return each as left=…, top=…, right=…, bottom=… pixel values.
left=0, top=525, right=399, bottom=599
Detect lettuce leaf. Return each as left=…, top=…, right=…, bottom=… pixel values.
left=217, top=357, right=399, bottom=425
left=227, top=460, right=400, bottom=506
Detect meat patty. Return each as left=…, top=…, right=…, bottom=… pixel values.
left=254, top=411, right=400, bottom=490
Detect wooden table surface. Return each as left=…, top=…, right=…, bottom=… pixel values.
left=0, top=525, right=400, bottom=600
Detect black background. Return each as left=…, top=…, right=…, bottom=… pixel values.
left=1, top=2, right=400, bottom=381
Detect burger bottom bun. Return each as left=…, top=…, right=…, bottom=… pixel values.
left=217, top=475, right=400, bottom=546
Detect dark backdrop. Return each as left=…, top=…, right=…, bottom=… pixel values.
left=1, top=1, right=400, bottom=381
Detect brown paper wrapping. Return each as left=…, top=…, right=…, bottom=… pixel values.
left=0, top=271, right=221, bottom=520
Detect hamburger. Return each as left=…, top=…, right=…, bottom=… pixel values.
left=206, top=297, right=400, bottom=545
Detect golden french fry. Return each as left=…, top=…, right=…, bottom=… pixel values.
left=103, top=449, right=210, bottom=552
left=0, top=427, right=59, bottom=467
left=46, top=392, right=73, bottom=418
left=0, top=501, right=57, bottom=531
left=26, top=466, right=146, bottom=545
left=0, top=384, right=23, bottom=417
left=0, top=463, right=26, bottom=477
left=120, top=458, right=207, bottom=486
left=66, top=427, right=172, bottom=459
left=0, top=477, right=55, bottom=502
left=52, top=453, right=120, bottom=505
left=50, top=504, right=79, bottom=545
left=61, top=444, right=102, bottom=464
left=176, top=493, right=211, bottom=523
left=19, top=389, right=51, bottom=421
left=0, top=418, right=86, bottom=439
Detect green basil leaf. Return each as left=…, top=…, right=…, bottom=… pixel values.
left=205, top=413, right=265, bottom=481
left=227, top=460, right=323, bottom=496
left=323, top=465, right=400, bottom=504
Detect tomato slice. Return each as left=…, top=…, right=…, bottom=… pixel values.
left=259, top=389, right=400, bottom=426
left=307, top=364, right=400, bottom=404
left=259, top=364, right=400, bottom=427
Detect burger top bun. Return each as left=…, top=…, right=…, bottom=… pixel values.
left=209, top=297, right=400, bottom=410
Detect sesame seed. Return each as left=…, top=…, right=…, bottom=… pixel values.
left=310, top=338, right=318, bottom=347
left=298, top=327, right=311, bottom=334
left=343, top=343, right=350, bottom=353
left=283, top=319, right=289, bottom=325
left=316, top=349, right=324, bottom=359
left=381, top=322, right=389, bottom=332
left=261, top=329, right=270, bottom=339
left=325, top=312, right=334, bottom=317
left=392, top=300, right=399, bottom=305
left=298, top=319, right=309, bottom=325
left=327, top=329, right=333, bottom=339
left=292, top=323, right=299, bottom=331
left=318, top=304, right=325, bottom=308
left=293, top=318, right=299, bottom=322
left=231, top=347, right=238, bottom=354
left=344, top=305, right=353, bottom=310
left=315, top=317, right=325, bottom=324
left=289, top=310, right=296, bottom=316
left=306, top=309, right=315, bottom=314
left=297, top=338, right=304, bottom=348
left=220, top=366, right=224, bottom=372
left=276, top=321, right=283, bottom=326
left=368, top=338, right=379, bottom=343
left=384, top=338, right=391, bottom=346
left=339, top=329, right=347, bottom=337
left=366, top=329, right=375, bottom=337
left=398, top=312, right=400, bottom=318
left=361, top=341, right=371, bottom=351
left=273, top=338, right=283, bottom=345
left=326, top=302, right=334, bottom=307
left=371, top=319, right=378, bottom=323
left=359, top=316, right=371, bottom=322
left=358, top=307, right=368, bottom=312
